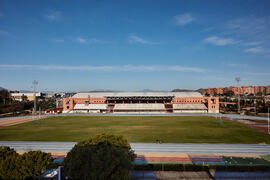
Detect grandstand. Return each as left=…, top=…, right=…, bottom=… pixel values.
left=63, top=92, right=219, bottom=114
left=114, top=103, right=166, bottom=113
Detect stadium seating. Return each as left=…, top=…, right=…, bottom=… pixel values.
left=114, top=103, right=166, bottom=110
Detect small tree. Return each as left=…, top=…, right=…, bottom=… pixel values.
left=64, top=134, right=136, bottom=180
left=20, top=151, right=53, bottom=179
left=0, top=89, right=10, bottom=104
left=0, top=147, right=53, bottom=180
left=224, top=90, right=234, bottom=97
left=256, top=92, right=263, bottom=96
left=0, top=146, right=21, bottom=180
left=21, top=94, right=28, bottom=101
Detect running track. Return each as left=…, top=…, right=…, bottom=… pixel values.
left=0, top=142, right=269, bottom=155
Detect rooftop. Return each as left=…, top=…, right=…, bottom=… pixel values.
left=72, top=92, right=203, bottom=98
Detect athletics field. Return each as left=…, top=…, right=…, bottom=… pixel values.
left=0, top=116, right=269, bottom=143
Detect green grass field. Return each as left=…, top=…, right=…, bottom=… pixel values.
left=0, top=116, right=269, bottom=143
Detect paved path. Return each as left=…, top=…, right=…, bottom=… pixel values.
left=0, top=142, right=269, bottom=155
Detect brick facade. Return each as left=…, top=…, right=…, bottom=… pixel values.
left=63, top=96, right=219, bottom=113
left=63, top=97, right=106, bottom=111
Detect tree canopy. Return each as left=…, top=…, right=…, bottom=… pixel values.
left=64, top=134, right=136, bottom=180
left=0, top=146, right=53, bottom=180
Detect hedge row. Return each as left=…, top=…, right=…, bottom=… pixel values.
left=133, top=163, right=270, bottom=172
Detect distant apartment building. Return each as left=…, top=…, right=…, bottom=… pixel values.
left=10, top=92, right=41, bottom=101
left=201, top=86, right=270, bottom=96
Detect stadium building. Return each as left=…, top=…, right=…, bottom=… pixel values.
left=63, top=92, right=219, bottom=114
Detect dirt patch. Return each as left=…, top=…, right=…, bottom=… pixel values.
left=0, top=117, right=46, bottom=128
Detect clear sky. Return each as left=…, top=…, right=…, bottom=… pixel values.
left=0, top=0, right=270, bottom=92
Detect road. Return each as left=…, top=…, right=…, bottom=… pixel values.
left=0, top=141, right=270, bottom=155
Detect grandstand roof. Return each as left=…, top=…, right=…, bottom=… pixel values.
left=72, top=92, right=203, bottom=98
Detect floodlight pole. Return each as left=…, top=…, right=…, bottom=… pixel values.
left=32, top=80, right=38, bottom=114
left=267, top=108, right=270, bottom=134
left=235, top=78, right=241, bottom=114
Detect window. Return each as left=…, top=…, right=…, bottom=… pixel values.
left=66, top=106, right=70, bottom=109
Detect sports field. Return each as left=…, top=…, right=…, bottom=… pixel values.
left=0, top=116, right=269, bottom=143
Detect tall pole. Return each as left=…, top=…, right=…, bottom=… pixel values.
left=32, top=80, right=38, bottom=114
left=267, top=108, right=270, bottom=134
left=235, top=77, right=241, bottom=114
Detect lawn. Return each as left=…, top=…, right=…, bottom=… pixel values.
left=0, top=116, right=269, bottom=143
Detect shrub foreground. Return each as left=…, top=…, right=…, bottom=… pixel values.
left=0, top=146, right=53, bottom=180
left=63, top=134, right=136, bottom=180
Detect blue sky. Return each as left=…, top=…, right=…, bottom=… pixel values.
left=0, top=0, right=270, bottom=92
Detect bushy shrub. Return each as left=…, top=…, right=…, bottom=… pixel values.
left=0, top=146, right=53, bottom=180
left=20, top=151, right=53, bottom=179
left=0, top=146, right=21, bottom=180
left=64, top=134, right=136, bottom=180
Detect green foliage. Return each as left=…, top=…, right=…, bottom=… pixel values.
left=224, top=90, right=234, bottom=97
left=77, top=133, right=131, bottom=149
left=0, top=146, right=21, bottom=180
left=0, top=146, right=53, bottom=180
left=256, top=92, right=263, bottom=96
left=0, top=89, right=10, bottom=104
left=20, top=151, right=53, bottom=179
left=37, top=99, right=56, bottom=111
left=0, top=101, right=33, bottom=115
left=64, top=134, right=136, bottom=180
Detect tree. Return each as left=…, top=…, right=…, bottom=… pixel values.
left=0, top=89, right=10, bottom=104
left=256, top=92, right=263, bottom=96
left=77, top=134, right=131, bottom=149
left=224, top=90, right=234, bottom=97
left=0, top=146, right=21, bottom=180
left=64, top=134, right=136, bottom=180
left=0, top=147, right=53, bottom=180
left=266, top=101, right=270, bottom=108
left=20, top=151, right=53, bottom=179
left=21, top=94, right=28, bottom=101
